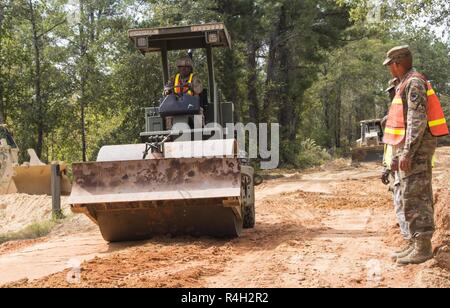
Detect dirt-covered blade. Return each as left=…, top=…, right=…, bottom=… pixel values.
left=351, top=145, right=385, bottom=163
left=68, top=157, right=241, bottom=205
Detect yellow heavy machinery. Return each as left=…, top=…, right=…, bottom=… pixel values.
left=351, top=119, right=385, bottom=163
left=0, top=124, right=71, bottom=195
left=69, top=23, right=259, bottom=242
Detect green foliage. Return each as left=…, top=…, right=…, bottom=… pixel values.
left=297, top=138, right=332, bottom=168
left=303, top=37, right=393, bottom=150
left=280, top=138, right=331, bottom=169
left=300, top=16, right=450, bottom=155
left=0, top=219, right=58, bottom=244
left=0, top=0, right=449, bottom=168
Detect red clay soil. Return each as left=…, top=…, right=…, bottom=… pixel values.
left=433, top=188, right=450, bottom=271
left=1, top=148, right=449, bottom=288
left=0, top=238, right=48, bottom=256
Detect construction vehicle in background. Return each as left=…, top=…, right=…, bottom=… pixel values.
left=0, top=124, right=71, bottom=195
left=351, top=119, right=385, bottom=163
left=69, top=23, right=259, bottom=242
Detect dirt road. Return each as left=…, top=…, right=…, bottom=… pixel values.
left=1, top=148, right=449, bottom=288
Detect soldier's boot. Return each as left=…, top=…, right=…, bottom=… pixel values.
left=397, top=233, right=433, bottom=265
left=390, top=240, right=414, bottom=261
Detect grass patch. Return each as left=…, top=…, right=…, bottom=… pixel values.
left=296, top=138, right=332, bottom=168
left=0, top=220, right=59, bottom=245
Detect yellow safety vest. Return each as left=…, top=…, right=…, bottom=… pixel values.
left=174, top=73, right=194, bottom=96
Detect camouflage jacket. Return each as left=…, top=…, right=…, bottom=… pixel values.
left=399, top=69, right=436, bottom=159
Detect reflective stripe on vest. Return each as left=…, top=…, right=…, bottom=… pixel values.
left=426, top=81, right=449, bottom=137
left=383, top=91, right=406, bottom=145
left=174, top=73, right=194, bottom=96
left=384, top=76, right=449, bottom=146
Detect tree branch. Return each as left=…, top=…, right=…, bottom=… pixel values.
left=37, top=18, right=66, bottom=39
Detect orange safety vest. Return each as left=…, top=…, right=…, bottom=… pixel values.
left=426, top=82, right=449, bottom=136
left=174, top=73, right=194, bottom=96
left=384, top=73, right=449, bottom=145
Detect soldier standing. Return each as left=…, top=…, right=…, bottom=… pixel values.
left=381, top=78, right=411, bottom=248
left=383, top=45, right=449, bottom=265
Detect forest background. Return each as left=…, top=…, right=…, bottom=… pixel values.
left=0, top=0, right=449, bottom=168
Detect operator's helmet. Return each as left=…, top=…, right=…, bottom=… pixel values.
left=176, top=57, right=194, bottom=68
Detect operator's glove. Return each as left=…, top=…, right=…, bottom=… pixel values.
left=381, top=170, right=391, bottom=186
left=163, top=86, right=172, bottom=96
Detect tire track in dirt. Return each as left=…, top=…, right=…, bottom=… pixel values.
left=0, top=232, right=128, bottom=285
left=204, top=193, right=390, bottom=288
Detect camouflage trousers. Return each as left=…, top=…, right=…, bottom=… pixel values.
left=390, top=172, right=410, bottom=239
left=399, top=149, right=436, bottom=238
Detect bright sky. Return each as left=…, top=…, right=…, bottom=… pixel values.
left=367, top=0, right=449, bottom=44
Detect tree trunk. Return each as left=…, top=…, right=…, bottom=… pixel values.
left=80, top=79, right=87, bottom=162
left=29, top=0, right=44, bottom=158
left=334, top=85, right=342, bottom=148
left=277, top=4, right=294, bottom=142
left=0, top=4, right=4, bottom=34
left=0, top=78, right=4, bottom=124
left=89, top=8, right=95, bottom=42
left=262, top=32, right=278, bottom=125
left=324, top=103, right=331, bottom=148
left=246, top=40, right=259, bottom=123
left=79, top=0, right=88, bottom=162
left=223, top=49, right=240, bottom=122
left=347, top=110, right=353, bottom=145
left=0, top=3, right=5, bottom=124
left=322, top=88, right=333, bottom=149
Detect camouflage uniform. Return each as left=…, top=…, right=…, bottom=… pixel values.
left=393, top=172, right=409, bottom=238
left=398, top=69, right=437, bottom=238
left=383, top=46, right=436, bottom=264
left=382, top=78, right=410, bottom=239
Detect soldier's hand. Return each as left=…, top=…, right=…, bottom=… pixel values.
left=400, top=156, right=412, bottom=172
left=381, top=171, right=391, bottom=185
left=391, top=158, right=399, bottom=171
left=163, top=86, right=172, bottom=96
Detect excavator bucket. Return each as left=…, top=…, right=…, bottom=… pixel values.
left=10, top=149, right=71, bottom=196
left=12, top=164, right=72, bottom=196
left=0, top=147, right=72, bottom=196
left=69, top=157, right=244, bottom=242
